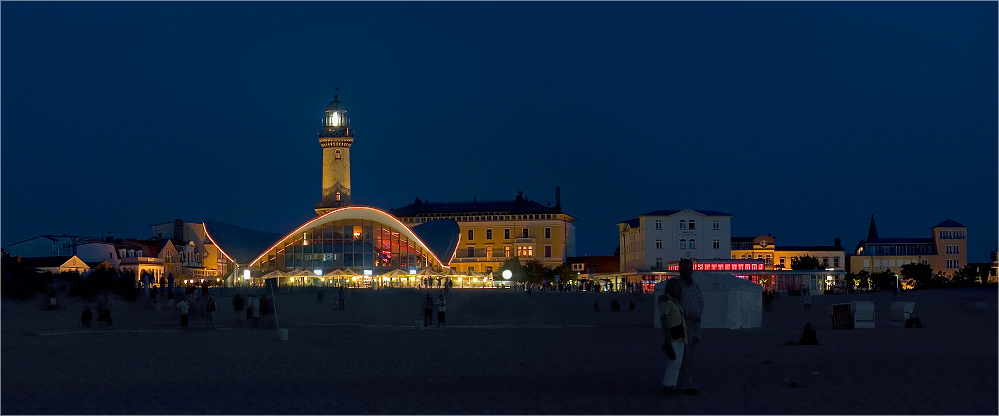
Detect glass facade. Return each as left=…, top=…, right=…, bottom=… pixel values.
left=254, top=218, right=438, bottom=274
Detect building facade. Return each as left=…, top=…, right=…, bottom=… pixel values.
left=390, top=190, right=577, bottom=274
left=5, top=235, right=96, bottom=258
left=731, top=235, right=846, bottom=271
left=849, top=217, right=968, bottom=277
left=618, top=209, right=732, bottom=272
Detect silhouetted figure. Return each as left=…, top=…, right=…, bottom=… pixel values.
left=671, top=258, right=703, bottom=396
left=799, top=323, right=818, bottom=345
left=317, top=290, right=325, bottom=304
left=802, top=287, right=812, bottom=312
left=422, top=293, right=435, bottom=327
left=905, top=314, right=923, bottom=328
left=436, top=294, right=446, bottom=327
left=81, top=307, right=93, bottom=328
left=177, top=299, right=190, bottom=328
left=205, top=296, right=216, bottom=330
left=611, top=299, right=621, bottom=311
left=233, top=294, right=245, bottom=325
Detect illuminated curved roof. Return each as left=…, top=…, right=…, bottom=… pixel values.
left=249, top=206, right=459, bottom=268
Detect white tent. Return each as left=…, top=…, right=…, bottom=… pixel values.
left=653, top=272, right=764, bottom=329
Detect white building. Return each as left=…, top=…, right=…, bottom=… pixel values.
left=618, top=209, right=732, bottom=272
left=4, top=235, right=97, bottom=257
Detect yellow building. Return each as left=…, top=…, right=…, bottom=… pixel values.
left=849, top=217, right=968, bottom=277
left=390, top=190, right=577, bottom=274
left=731, top=235, right=846, bottom=271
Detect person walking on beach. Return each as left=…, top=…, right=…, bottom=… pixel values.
left=81, top=306, right=93, bottom=328
left=177, top=298, right=190, bottom=328
left=436, top=293, right=447, bottom=327
left=422, top=293, right=435, bottom=327
left=205, top=295, right=217, bottom=330
left=232, top=293, right=245, bottom=325
left=669, top=258, right=703, bottom=395
left=802, top=286, right=812, bottom=312
left=658, top=283, right=687, bottom=396
left=249, top=295, right=261, bottom=329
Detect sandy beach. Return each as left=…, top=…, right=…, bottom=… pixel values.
left=2, top=287, right=996, bottom=414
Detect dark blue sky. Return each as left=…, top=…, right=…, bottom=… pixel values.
left=3, top=2, right=996, bottom=262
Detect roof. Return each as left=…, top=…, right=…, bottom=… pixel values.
left=865, top=238, right=935, bottom=244
left=409, top=219, right=461, bottom=265
left=933, top=219, right=965, bottom=228
left=774, top=246, right=844, bottom=252
left=642, top=209, right=732, bottom=217
left=203, top=220, right=285, bottom=265
left=389, top=197, right=572, bottom=218
left=620, top=218, right=640, bottom=228
left=18, top=256, right=78, bottom=268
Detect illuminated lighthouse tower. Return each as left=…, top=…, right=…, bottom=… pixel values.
left=315, top=91, right=354, bottom=215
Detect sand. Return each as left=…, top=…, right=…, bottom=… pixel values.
left=2, top=287, right=996, bottom=414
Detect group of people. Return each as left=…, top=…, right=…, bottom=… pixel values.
left=80, top=291, right=115, bottom=328
left=421, top=292, right=447, bottom=327
left=231, top=293, right=278, bottom=329
left=317, top=287, right=347, bottom=310
left=174, top=290, right=217, bottom=330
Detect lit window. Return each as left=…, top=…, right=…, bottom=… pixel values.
left=336, top=192, right=341, bottom=202
left=335, top=149, right=341, bottom=160
left=504, top=246, right=511, bottom=257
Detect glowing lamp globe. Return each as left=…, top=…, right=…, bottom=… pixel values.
left=502, top=270, right=512, bottom=280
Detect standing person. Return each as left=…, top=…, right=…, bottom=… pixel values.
left=670, top=258, right=703, bottom=395
left=260, top=296, right=272, bottom=328
left=658, top=284, right=687, bottom=397
left=177, top=298, right=190, bottom=328
left=802, top=286, right=812, bottom=312
left=232, top=294, right=245, bottom=325
left=205, top=295, right=217, bottom=330
left=250, top=295, right=261, bottom=329
left=95, top=293, right=106, bottom=325
left=166, top=273, right=175, bottom=299
left=436, top=293, right=447, bottom=327
left=337, top=287, right=345, bottom=311
left=317, top=290, right=325, bottom=304
left=81, top=306, right=93, bottom=328
left=103, top=293, right=114, bottom=327
left=422, top=293, right=435, bottom=328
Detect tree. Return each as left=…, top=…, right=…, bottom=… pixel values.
left=791, top=255, right=824, bottom=270
left=522, top=259, right=551, bottom=284
left=551, top=263, right=578, bottom=283
left=900, top=263, right=933, bottom=290
left=952, top=266, right=980, bottom=288
left=497, top=257, right=525, bottom=282
left=854, top=270, right=871, bottom=291
left=871, top=269, right=897, bottom=291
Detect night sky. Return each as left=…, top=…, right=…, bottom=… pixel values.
left=2, top=2, right=996, bottom=262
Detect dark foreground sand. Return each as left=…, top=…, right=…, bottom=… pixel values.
left=2, top=287, right=997, bottom=414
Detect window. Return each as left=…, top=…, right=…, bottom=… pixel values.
left=655, top=257, right=663, bottom=270
left=545, top=227, right=551, bottom=239
left=504, top=246, right=511, bottom=257
left=504, top=229, right=510, bottom=240
left=468, top=229, right=474, bottom=241
left=779, top=257, right=786, bottom=265
left=946, top=245, right=959, bottom=254
left=689, top=240, right=696, bottom=249
left=655, top=220, right=662, bottom=230
left=712, top=220, right=719, bottom=230
left=947, top=259, right=959, bottom=269
left=467, top=247, right=475, bottom=257
left=544, top=245, right=552, bottom=258
left=335, top=149, right=342, bottom=160
left=679, top=239, right=687, bottom=249
left=486, top=229, right=492, bottom=240
left=336, top=192, right=341, bottom=202
left=955, top=230, right=966, bottom=239
left=522, top=228, right=529, bottom=238
left=679, top=221, right=687, bottom=230
left=486, top=266, right=493, bottom=273
left=656, top=239, right=663, bottom=249
left=688, top=220, right=696, bottom=230
left=833, top=257, right=840, bottom=268
left=922, top=260, right=928, bottom=265
left=468, top=266, right=475, bottom=273
left=517, top=246, right=534, bottom=257
left=712, top=239, right=719, bottom=249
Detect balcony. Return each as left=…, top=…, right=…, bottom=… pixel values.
left=515, top=238, right=535, bottom=243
